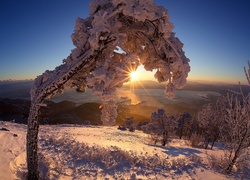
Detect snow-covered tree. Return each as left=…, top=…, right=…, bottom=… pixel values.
left=177, top=112, right=192, bottom=139
left=218, top=62, right=250, bottom=174
left=143, top=109, right=176, bottom=146
left=219, top=93, right=250, bottom=173
left=26, top=0, right=190, bottom=179
left=196, top=103, right=222, bottom=149
left=118, top=116, right=135, bottom=131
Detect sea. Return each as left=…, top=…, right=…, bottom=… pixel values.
left=0, top=81, right=220, bottom=108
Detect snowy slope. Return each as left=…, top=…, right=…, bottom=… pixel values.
left=0, top=121, right=236, bottom=180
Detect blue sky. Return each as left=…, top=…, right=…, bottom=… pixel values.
left=0, top=0, right=249, bottom=84
left=159, top=0, right=250, bottom=84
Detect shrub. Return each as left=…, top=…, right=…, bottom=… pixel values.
left=118, top=117, right=135, bottom=132
left=143, top=109, right=176, bottom=146
left=189, top=132, right=203, bottom=148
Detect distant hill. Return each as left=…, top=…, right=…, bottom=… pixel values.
left=0, top=80, right=33, bottom=99
left=0, top=80, right=249, bottom=125
left=124, top=80, right=250, bottom=95
left=1, top=80, right=249, bottom=100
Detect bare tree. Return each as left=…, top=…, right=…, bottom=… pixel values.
left=220, top=94, right=250, bottom=173
left=177, top=112, right=192, bottom=139
left=220, top=61, right=250, bottom=174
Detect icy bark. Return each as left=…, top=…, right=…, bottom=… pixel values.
left=27, top=104, right=40, bottom=180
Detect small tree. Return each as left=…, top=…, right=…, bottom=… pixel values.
left=196, top=103, right=221, bottom=149
left=142, top=122, right=162, bottom=144
left=118, top=116, right=135, bottom=132
left=220, top=61, right=250, bottom=174
left=147, top=109, right=176, bottom=146
left=220, top=93, right=250, bottom=173
left=177, top=112, right=192, bottom=139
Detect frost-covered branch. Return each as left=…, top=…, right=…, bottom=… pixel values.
left=28, top=0, right=191, bottom=140
left=27, top=1, right=191, bottom=177
left=219, top=93, right=250, bottom=174
left=244, top=61, right=250, bottom=85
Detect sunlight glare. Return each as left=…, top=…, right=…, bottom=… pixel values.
left=130, top=71, right=138, bottom=81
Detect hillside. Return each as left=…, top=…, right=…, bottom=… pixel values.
left=124, top=80, right=250, bottom=94
left=0, top=121, right=242, bottom=180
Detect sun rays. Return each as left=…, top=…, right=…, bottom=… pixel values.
left=130, top=71, right=138, bottom=81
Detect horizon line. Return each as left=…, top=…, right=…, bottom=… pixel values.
left=0, top=78, right=248, bottom=86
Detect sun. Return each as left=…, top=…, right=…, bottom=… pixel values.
left=130, top=71, right=138, bottom=81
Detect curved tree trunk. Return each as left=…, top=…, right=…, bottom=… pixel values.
left=27, top=104, right=40, bottom=180
left=24, top=0, right=191, bottom=178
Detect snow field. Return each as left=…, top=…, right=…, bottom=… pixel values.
left=0, top=121, right=234, bottom=179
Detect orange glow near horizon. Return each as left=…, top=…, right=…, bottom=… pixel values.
left=1, top=64, right=245, bottom=86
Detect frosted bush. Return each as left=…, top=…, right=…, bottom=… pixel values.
left=37, top=134, right=177, bottom=177
left=189, top=132, right=204, bottom=148
left=144, top=109, right=176, bottom=146
left=20, top=131, right=210, bottom=179
left=118, top=117, right=135, bottom=132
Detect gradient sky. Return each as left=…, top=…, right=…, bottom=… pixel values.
left=0, top=0, right=249, bottom=84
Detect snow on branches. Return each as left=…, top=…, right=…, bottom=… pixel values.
left=27, top=1, right=191, bottom=177
left=30, top=0, right=190, bottom=126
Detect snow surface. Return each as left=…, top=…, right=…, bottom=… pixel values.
left=0, top=121, right=236, bottom=180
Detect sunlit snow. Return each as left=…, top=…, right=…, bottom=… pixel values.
left=1, top=121, right=235, bottom=180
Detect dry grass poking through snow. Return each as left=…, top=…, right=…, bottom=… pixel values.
left=0, top=122, right=239, bottom=180
left=37, top=135, right=204, bottom=179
